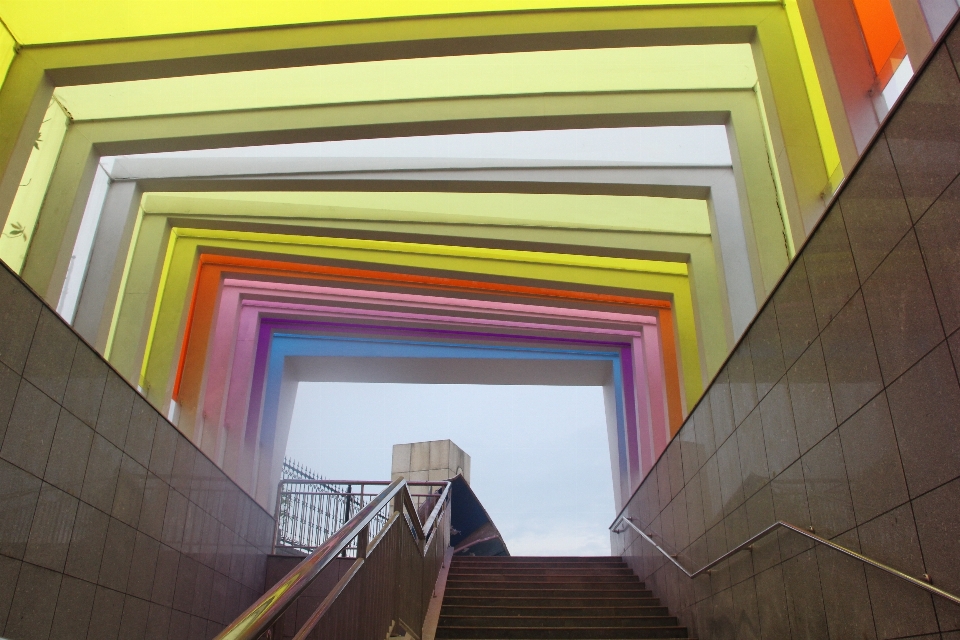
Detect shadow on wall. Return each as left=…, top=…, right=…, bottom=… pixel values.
left=613, top=13, right=960, bottom=640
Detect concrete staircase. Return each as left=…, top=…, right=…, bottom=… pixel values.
left=435, top=557, right=694, bottom=639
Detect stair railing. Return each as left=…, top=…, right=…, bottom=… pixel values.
left=611, top=515, right=960, bottom=606
left=216, top=477, right=451, bottom=640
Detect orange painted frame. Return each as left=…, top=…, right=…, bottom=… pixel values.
left=171, top=253, right=685, bottom=435
left=852, top=0, right=906, bottom=77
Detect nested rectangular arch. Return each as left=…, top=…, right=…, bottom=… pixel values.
left=19, top=88, right=784, bottom=330
left=66, top=151, right=756, bottom=351
left=0, top=5, right=842, bottom=288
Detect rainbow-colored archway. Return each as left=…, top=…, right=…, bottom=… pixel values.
left=0, top=0, right=946, bottom=510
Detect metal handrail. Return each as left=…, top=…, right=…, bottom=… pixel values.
left=216, top=477, right=445, bottom=640
left=293, top=480, right=452, bottom=640
left=611, top=515, right=960, bottom=606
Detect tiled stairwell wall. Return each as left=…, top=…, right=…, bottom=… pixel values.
left=614, top=18, right=960, bottom=640
left=0, top=264, right=273, bottom=639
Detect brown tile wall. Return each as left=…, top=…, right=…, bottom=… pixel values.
left=614, top=18, right=960, bottom=640
left=0, top=264, right=273, bottom=639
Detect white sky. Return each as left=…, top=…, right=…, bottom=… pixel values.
left=134, top=126, right=732, bottom=166
left=285, top=382, right=616, bottom=556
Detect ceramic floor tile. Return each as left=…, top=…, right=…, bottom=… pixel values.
left=815, top=530, right=878, bottom=640
left=173, top=554, right=199, bottom=614
left=112, top=454, right=147, bottom=529
left=126, top=531, right=160, bottom=601
left=801, top=431, right=856, bottom=539
left=727, top=342, right=759, bottom=426
left=787, top=338, right=838, bottom=454
left=774, top=256, right=819, bottom=368
left=838, top=135, right=913, bottom=282
left=731, top=578, right=762, bottom=640
left=80, top=434, right=123, bottom=515
left=803, top=204, right=861, bottom=331
left=86, top=585, right=124, bottom=639
left=167, top=609, right=192, bottom=639
left=118, top=595, right=150, bottom=640
left=759, top=378, right=800, bottom=478
left=0, top=265, right=42, bottom=374
left=148, top=420, right=178, bottom=484
left=858, top=504, right=939, bottom=639
left=673, top=488, right=691, bottom=551
left=151, top=544, right=180, bottom=608
left=22, top=307, right=78, bottom=404
left=191, top=564, right=215, bottom=618
left=679, top=420, right=701, bottom=485
left=48, top=575, right=96, bottom=640
left=887, top=47, right=960, bottom=219
left=838, top=393, right=910, bottom=525
left=685, top=472, right=706, bottom=544
left=911, top=477, right=960, bottom=599
left=886, top=343, right=960, bottom=497
left=124, top=395, right=157, bottom=468
left=716, top=434, right=745, bottom=516
left=0, top=554, right=21, bottom=631
left=657, top=454, right=672, bottom=512
left=667, top=439, right=684, bottom=500
left=725, top=505, right=754, bottom=584
left=0, top=363, right=20, bottom=443
left=916, top=174, right=960, bottom=335
left=138, top=472, right=169, bottom=542
left=820, top=292, right=884, bottom=424
left=170, top=439, right=197, bottom=498
left=24, top=483, right=80, bottom=572
left=4, top=562, right=62, bottom=640
left=693, top=399, right=717, bottom=468
left=64, top=502, right=110, bottom=584
left=98, top=518, right=137, bottom=592
left=0, top=458, right=42, bottom=560
left=95, top=371, right=134, bottom=450
left=745, top=484, right=780, bottom=573
left=62, top=342, right=107, bottom=429
left=144, top=603, right=172, bottom=640
left=755, top=565, right=791, bottom=640
left=700, top=455, right=724, bottom=530
left=0, top=379, right=61, bottom=478
left=737, top=409, right=769, bottom=499
left=44, top=409, right=94, bottom=499
left=709, top=370, right=736, bottom=447
left=749, top=303, right=785, bottom=400
left=862, top=230, right=945, bottom=384
left=770, top=459, right=814, bottom=560
left=781, top=548, right=829, bottom=640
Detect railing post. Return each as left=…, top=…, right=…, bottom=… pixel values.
left=393, top=489, right=405, bottom=520
left=356, top=524, right=369, bottom=559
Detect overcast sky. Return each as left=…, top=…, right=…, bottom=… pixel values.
left=285, top=382, right=616, bottom=556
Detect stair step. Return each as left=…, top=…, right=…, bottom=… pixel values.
left=440, top=605, right=671, bottom=617
left=452, top=560, right=626, bottom=567
left=441, top=596, right=663, bottom=608
left=438, top=615, right=679, bottom=628
left=435, top=557, right=693, bottom=640
left=449, top=567, right=636, bottom=576
left=447, top=576, right=641, bottom=585
left=452, top=561, right=627, bottom=569
left=445, top=589, right=653, bottom=599
left=435, top=626, right=691, bottom=639
left=453, top=556, right=622, bottom=562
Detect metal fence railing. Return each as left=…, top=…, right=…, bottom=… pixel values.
left=273, top=458, right=446, bottom=556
